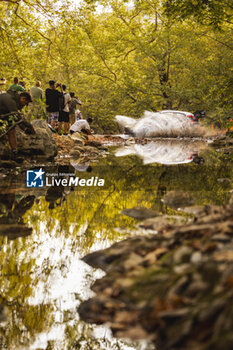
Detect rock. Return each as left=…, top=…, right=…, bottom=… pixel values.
left=85, top=140, right=102, bottom=148
left=173, top=246, right=193, bottom=264
left=122, top=206, right=159, bottom=220
left=31, top=119, right=50, bottom=130
left=125, top=138, right=135, bottom=145
left=142, top=247, right=168, bottom=265
left=84, top=146, right=100, bottom=154
left=15, top=119, right=57, bottom=157
left=115, top=325, right=149, bottom=340
left=214, top=250, right=233, bottom=262
left=167, top=276, right=189, bottom=296
left=178, top=206, right=207, bottom=217
left=78, top=296, right=126, bottom=324
left=140, top=215, right=188, bottom=230
left=123, top=252, right=143, bottom=270
left=78, top=203, right=233, bottom=350
left=82, top=249, right=116, bottom=271
left=70, top=132, right=85, bottom=145
left=185, top=280, right=208, bottom=297
left=72, top=145, right=85, bottom=153
left=190, top=251, right=203, bottom=264
left=211, top=234, right=231, bottom=242
left=163, top=191, right=194, bottom=209
left=98, top=146, right=108, bottom=151
left=139, top=216, right=170, bottom=230
left=0, top=160, right=18, bottom=168
left=70, top=148, right=81, bottom=159
left=174, top=263, right=191, bottom=274
left=158, top=308, right=190, bottom=320
left=198, top=299, right=226, bottom=322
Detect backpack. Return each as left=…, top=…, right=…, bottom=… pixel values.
left=59, top=93, right=67, bottom=111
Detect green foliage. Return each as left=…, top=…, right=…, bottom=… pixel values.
left=163, top=0, right=233, bottom=28
left=0, top=120, right=7, bottom=135
left=0, top=113, right=18, bottom=135
left=0, top=0, right=232, bottom=128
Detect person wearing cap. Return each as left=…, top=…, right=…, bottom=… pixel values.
left=0, top=90, right=32, bottom=157
left=45, top=80, right=61, bottom=128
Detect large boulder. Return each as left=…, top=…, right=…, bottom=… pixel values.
left=0, top=119, right=58, bottom=159
left=16, top=119, right=58, bottom=157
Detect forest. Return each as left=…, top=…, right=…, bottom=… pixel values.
left=0, top=0, right=232, bottom=130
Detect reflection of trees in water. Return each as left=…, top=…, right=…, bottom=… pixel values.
left=0, top=147, right=231, bottom=349
left=0, top=224, right=145, bottom=350
left=0, top=194, right=35, bottom=239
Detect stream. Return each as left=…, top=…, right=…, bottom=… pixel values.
left=0, top=138, right=232, bottom=349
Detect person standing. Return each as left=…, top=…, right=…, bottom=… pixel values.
left=29, top=81, right=44, bottom=119
left=69, top=92, right=82, bottom=125
left=9, top=77, right=25, bottom=92
left=45, top=80, right=60, bottom=128
left=58, top=84, right=71, bottom=135
left=30, top=81, right=43, bottom=102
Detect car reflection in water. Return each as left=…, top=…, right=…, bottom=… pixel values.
left=115, top=140, right=205, bottom=165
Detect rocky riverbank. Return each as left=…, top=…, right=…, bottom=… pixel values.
left=78, top=196, right=233, bottom=350
left=0, top=120, right=232, bottom=170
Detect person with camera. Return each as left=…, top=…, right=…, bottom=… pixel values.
left=58, top=84, right=71, bottom=135
left=45, top=80, right=61, bottom=128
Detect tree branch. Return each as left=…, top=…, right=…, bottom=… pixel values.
left=14, top=2, right=52, bottom=43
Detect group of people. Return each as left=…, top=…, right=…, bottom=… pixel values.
left=44, top=79, right=92, bottom=135
left=0, top=77, right=93, bottom=158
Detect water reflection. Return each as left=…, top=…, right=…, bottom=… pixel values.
left=0, top=195, right=152, bottom=350
left=0, top=194, right=34, bottom=239
left=0, top=144, right=232, bottom=349
left=115, top=140, right=206, bottom=165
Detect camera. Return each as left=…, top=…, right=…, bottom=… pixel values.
left=0, top=78, right=5, bottom=81
left=56, top=83, right=61, bottom=88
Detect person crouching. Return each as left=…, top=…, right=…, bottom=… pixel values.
left=69, top=118, right=93, bottom=135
